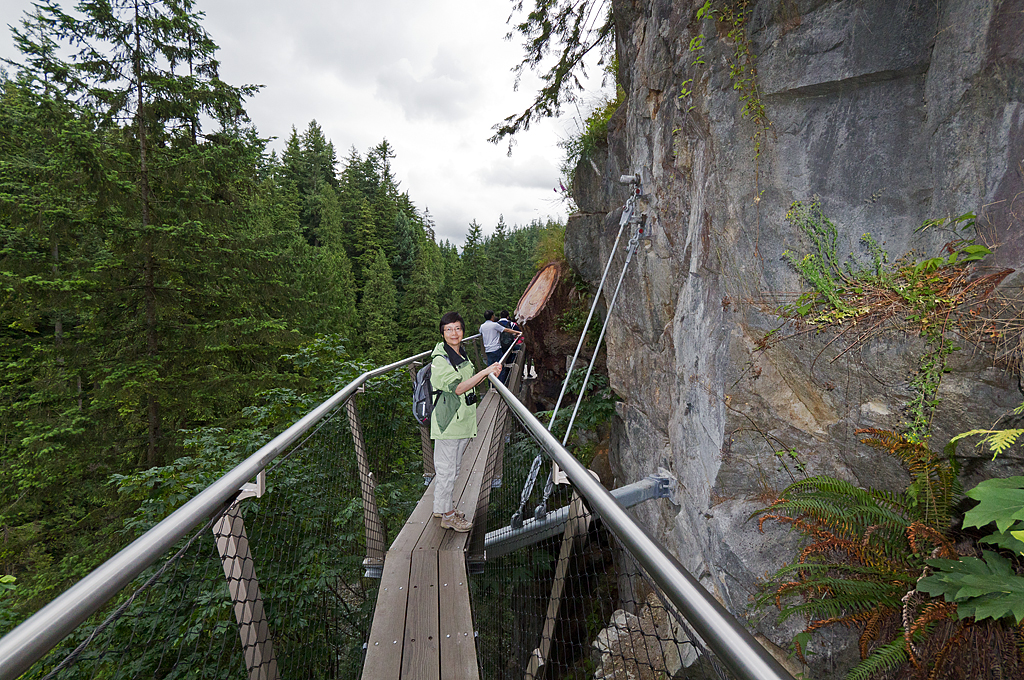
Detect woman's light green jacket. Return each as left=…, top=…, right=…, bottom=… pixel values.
left=429, top=342, right=478, bottom=440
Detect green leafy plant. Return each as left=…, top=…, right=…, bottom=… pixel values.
left=718, top=0, right=772, bottom=157
left=755, top=430, right=967, bottom=677
left=913, top=476, right=1024, bottom=638
left=678, top=1, right=712, bottom=110
left=779, top=199, right=1003, bottom=439
left=950, top=402, right=1024, bottom=460
left=918, top=551, right=1024, bottom=624
left=758, top=430, right=1024, bottom=678
left=559, top=84, right=625, bottom=192
left=0, top=575, right=17, bottom=635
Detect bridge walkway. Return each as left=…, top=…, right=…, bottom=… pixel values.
left=361, top=389, right=504, bottom=680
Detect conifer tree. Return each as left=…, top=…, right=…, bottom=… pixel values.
left=368, top=140, right=400, bottom=261
left=282, top=120, right=339, bottom=245
left=16, top=0, right=262, bottom=467
left=353, top=198, right=381, bottom=293
left=300, top=182, right=357, bottom=339
left=402, top=235, right=444, bottom=354
left=0, top=76, right=107, bottom=515
left=359, top=248, right=397, bottom=364
left=454, top=220, right=490, bottom=324
left=391, top=210, right=418, bottom=293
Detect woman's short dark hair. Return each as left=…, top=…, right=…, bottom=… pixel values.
left=439, top=311, right=465, bottom=335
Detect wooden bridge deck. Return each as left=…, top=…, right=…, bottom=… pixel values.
left=360, top=390, right=504, bottom=680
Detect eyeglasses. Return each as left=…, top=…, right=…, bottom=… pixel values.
left=443, top=325, right=462, bottom=334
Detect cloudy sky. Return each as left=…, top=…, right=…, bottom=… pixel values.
left=0, top=0, right=608, bottom=246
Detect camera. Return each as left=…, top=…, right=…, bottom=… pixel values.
left=464, top=392, right=478, bottom=406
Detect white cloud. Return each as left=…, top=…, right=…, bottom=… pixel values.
left=375, top=49, right=479, bottom=122
left=479, top=154, right=560, bottom=189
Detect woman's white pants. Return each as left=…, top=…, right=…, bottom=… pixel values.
left=432, top=438, right=470, bottom=514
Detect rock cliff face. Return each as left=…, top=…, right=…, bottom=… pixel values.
left=564, top=0, right=1024, bottom=674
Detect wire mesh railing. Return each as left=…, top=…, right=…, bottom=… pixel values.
left=3, top=333, right=791, bottom=680
left=473, top=406, right=733, bottom=680
left=475, top=376, right=795, bottom=680
left=0, top=341, right=482, bottom=680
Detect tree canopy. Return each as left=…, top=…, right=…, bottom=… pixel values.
left=0, top=0, right=564, bottom=633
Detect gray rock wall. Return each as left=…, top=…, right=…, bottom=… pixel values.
left=563, top=0, right=1024, bottom=674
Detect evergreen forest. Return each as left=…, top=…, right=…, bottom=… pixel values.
left=0, top=0, right=556, bottom=628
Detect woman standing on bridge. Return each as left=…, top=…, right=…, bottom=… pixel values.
left=430, top=311, right=502, bottom=532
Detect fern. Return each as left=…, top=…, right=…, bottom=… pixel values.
left=845, top=635, right=909, bottom=680
left=755, top=430, right=963, bottom=678
left=952, top=428, right=1024, bottom=459
left=949, top=400, right=1024, bottom=460
left=858, top=428, right=962, bottom=530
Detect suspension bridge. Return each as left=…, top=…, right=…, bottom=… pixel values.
left=0, top=176, right=796, bottom=680
left=0, top=340, right=793, bottom=680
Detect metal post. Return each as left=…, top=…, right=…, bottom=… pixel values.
left=345, top=394, right=386, bottom=577
left=213, top=502, right=279, bottom=680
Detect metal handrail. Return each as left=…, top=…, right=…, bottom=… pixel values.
left=486, top=374, right=796, bottom=680
left=0, top=338, right=479, bottom=680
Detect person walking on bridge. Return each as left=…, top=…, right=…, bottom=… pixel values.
left=481, top=310, right=520, bottom=385
left=430, top=311, right=501, bottom=532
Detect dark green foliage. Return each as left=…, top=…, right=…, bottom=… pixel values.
left=401, top=233, right=444, bottom=355
left=918, top=551, right=1024, bottom=625
left=915, top=476, right=1024, bottom=627
left=537, top=368, right=617, bottom=465
left=491, top=0, right=614, bottom=149
left=962, top=476, right=1024, bottom=534
left=754, top=430, right=963, bottom=677
left=0, top=0, right=548, bottom=655
left=359, top=248, right=398, bottom=364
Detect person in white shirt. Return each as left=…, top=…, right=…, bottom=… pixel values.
left=479, top=310, right=518, bottom=377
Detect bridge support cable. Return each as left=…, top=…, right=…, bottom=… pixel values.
left=511, top=174, right=646, bottom=529
left=476, top=374, right=797, bottom=680
left=0, top=339, right=481, bottom=680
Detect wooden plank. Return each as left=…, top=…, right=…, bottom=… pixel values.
left=389, top=478, right=436, bottom=554
left=441, top=400, right=500, bottom=552
left=438, top=550, right=479, bottom=680
left=467, top=394, right=511, bottom=558
left=455, top=399, right=499, bottom=521
left=400, top=549, right=440, bottom=680
left=365, top=388, right=500, bottom=679
left=362, top=551, right=413, bottom=679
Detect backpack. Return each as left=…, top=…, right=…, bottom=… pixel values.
left=412, top=363, right=441, bottom=426
left=499, top=320, right=515, bottom=351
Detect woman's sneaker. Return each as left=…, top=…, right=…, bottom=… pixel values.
left=440, top=512, right=472, bottom=532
